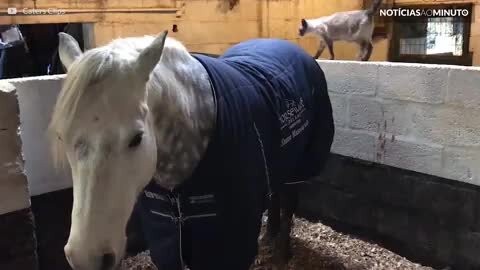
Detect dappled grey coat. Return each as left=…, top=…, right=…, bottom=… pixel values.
left=137, top=38, right=334, bottom=270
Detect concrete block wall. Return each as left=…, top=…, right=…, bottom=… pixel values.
left=298, top=60, right=480, bottom=269
left=12, top=61, right=480, bottom=198
left=8, top=76, right=71, bottom=196
left=0, top=82, right=30, bottom=214
left=1, top=59, right=479, bottom=269
left=4, top=76, right=73, bottom=270
left=0, top=81, right=38, bottom=270
left=298, top=154, right=480, bottom=269
left=317, top=60, right=480, bottom=186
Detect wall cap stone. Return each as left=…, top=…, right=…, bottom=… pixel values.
left=316, top=60, right=480, bottom=71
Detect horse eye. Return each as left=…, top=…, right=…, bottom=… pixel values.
left=128, top=132, right=143, bottom=148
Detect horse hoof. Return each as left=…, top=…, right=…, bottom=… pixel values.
left=272, top=259, right=289, bottom=270
left=271, top=247, right=291, bottom=270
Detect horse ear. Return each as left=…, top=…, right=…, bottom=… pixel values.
left=136, top=30, right=168, bottom=81
left=58, top=32, right=82, bottom=71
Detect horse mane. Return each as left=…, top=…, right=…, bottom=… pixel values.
left=48, top=35, right=191, bottom=169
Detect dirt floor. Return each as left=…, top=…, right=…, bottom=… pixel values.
left=121, top=217, right=436, bottom=270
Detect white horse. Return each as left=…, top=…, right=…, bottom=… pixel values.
left=50, top=31, right=218, bottom=269
left=49, top=30, right=334, bottom=270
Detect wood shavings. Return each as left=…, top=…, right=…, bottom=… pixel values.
left=122, top=218, right=436, bottom=270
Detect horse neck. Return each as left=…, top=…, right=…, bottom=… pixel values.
left=147, top=44, right=216, bottom=190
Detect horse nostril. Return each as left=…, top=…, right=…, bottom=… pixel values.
left=101, top=253, right=116, bottom=270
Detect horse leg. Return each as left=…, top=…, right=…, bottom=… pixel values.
left=272, top=185, right=299, bottom=269
left=262, top=192, right=280, bottom=245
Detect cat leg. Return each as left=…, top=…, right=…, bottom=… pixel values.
left=314, top=40, right=326, bottom=59
left=324, top=37, right=334, bottom=60
left=360, top=41, right=373, bottom=61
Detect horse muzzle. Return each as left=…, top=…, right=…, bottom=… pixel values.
left=65, top=244, right=119, bottom=270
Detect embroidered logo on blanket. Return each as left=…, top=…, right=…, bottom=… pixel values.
left=279, top=98, right=309, bottom=147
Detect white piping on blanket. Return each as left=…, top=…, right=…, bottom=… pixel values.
left=183, top=213, right=217, bottom=221
left=175, top=195, right=186, bottom=270
left=150, top=210, right=217, bottom=221
left=189, top=194, right=215, bottom=204
left=253, top=122, right=273, bottom=198
left=284, top=180, right=309, bottom=185
left=150, top=210, right=175, bottom=219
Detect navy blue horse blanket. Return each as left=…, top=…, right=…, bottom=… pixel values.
left=137, top=38, right=334, bottom=270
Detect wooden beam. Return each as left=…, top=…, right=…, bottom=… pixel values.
left=0, top=14, right=100, bottom=24
left=14, top=0, right=177, bottom=9
left=394, top=0, right=480, bottom=5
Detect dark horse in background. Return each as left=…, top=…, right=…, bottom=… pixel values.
left=0, top=23, right=83, bottom=79
left=50, top=30, right=334, bottom=270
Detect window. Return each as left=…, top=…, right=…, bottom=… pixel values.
left=363, top=0, right=393, bottom=39
left=388, top=4, right=473, bottom=66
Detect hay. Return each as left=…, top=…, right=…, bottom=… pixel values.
left=121, top=217, right=436, bottom=270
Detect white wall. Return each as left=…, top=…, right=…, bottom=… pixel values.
left=319, top=60, right=480, bottom=185
left=0, top=81, right=30, bottom=215
left=7, top=75, right=71, bottom=196
left=2, top=61, right=480, bottom=197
